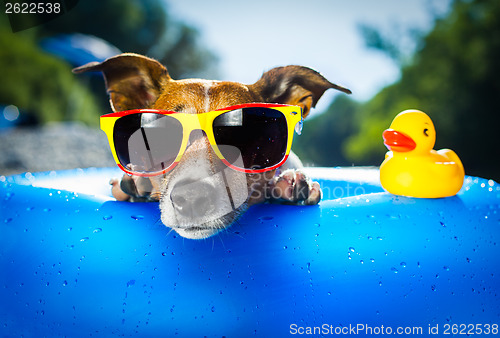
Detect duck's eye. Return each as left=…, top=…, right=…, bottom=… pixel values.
left=423, top=128, right=429, bottom=137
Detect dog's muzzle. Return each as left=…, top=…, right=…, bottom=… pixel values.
left=160, top=144, right=249, bottom=239
left=170, top=179, right=218, bottom=219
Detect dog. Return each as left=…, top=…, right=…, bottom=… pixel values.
left=74, top=53, right=350, bottom=239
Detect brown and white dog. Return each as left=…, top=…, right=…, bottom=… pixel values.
left=74, top=53, right=350, bottom=239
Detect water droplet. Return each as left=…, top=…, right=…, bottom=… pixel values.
left=306, top=262, right=311, bottom=273
left=443, top=266, right=450, bottom=271
left=211, top=306, right=216, bottom=312
left=4, top=192, right=14, bottom=201
left=161, top=252, right=167, bottom=256
left=131, top=215, right=144, bottom=221
left=348, top=247, right=355, bottom=253
left=126, top=280, right=135, bottom=288
left=391, top=267, right=399, bottom=274
left=360, top=260, right=364, bottom=264
left=80, top=237, right=89, bottom=242
left=431, top=285, right=437, bottom=291
left=400, top=262, right=407, bottom=268
left=4, top=218, right=13, bottom=224
left=93, top=228, right=102, bottom=233
left=377, top=237, right=383, bottom=241
left=102, top=215, right=113, bottom=221
left=62, top=281, right=68, bottom=287
left=370, top=258, right=375, bottom=263
left=67, top=227, right=72, bottom=232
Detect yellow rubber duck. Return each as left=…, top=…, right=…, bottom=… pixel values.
left=380, top=109, right=465, bottom=198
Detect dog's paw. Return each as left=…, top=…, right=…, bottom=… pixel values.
left=110, top=178, right=130, bottom=201
left=110, top=174, right=159, bottom=202
left=268, top=169, right=321, bottom=205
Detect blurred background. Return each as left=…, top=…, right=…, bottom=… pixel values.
left=0, top=0, right=498, bottom=180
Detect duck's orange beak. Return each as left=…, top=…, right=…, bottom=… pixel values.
left=383, top=129, right=416, bottom=152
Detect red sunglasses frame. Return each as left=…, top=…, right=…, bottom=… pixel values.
left=100, top=103, right=303, bottom=177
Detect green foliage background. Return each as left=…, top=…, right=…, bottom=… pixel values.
left=0, top=15, right=100, bottom=124
left=293, top=0, right=500, bottom=180
left=0, top=0, right=217, bottom=126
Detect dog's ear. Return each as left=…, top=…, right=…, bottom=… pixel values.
left=250, top=66, right=351, bottom=118
left=73, top=53, right=170, bottom=112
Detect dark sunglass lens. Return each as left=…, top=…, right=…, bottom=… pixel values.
left=114, top=113, right=182, bottom=173
left=213, top=107, right=288, bottom=170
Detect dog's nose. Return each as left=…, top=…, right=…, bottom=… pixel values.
left=170, top=179, right=217, bottom=219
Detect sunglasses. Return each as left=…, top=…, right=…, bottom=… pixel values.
left=100, top=103, right=303, bottom=177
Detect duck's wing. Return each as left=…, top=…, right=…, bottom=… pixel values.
left=437, top=149, right=465, bottom=176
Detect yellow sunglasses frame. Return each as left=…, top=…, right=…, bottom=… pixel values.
left=100, top=103, right=303, bottom=177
